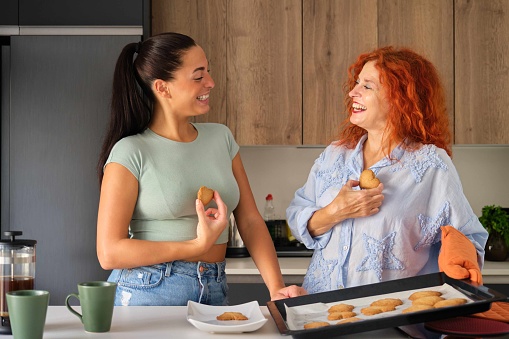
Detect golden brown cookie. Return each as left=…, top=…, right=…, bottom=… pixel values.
left=197, top=186, right=214, bottom=205
left=359, top=169, right=380, bottom=189
left=303, top=321, right=330, bottom=329
left=434, top=298, right=468, bottom=308
left=401, top=304, right=434, bottom=314
left=370, top=298, right=403, bottom=307
left=361, top=306, right=383, bottom=316
left=337, top=317, right=362, bottom=324
left=412, top=296, right=445, bottom=306
left=327, top=311, right=357, bottom=320
left=216, top=312, right=248, bottom=321
left=328, top=303, right=355, bottom=313
left=408, top=290, right=442, bottom=301
left=371, top=305, right=397, bottom=312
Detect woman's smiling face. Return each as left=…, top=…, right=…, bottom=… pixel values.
left=348, top=60, right=390, bottom=134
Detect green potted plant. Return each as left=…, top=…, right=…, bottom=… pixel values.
left=479, top=205, right=509, bottom=261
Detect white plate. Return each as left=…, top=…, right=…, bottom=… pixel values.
left=187, top=300, right=268, bottom=333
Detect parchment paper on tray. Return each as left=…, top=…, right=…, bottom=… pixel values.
left=285, top=283, right=470, bottom=330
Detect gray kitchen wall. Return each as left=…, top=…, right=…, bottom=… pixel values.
left=240, top=145, right=509, bottom=220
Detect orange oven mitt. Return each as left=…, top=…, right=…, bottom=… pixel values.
left=438, top=225, right=483, bottom=285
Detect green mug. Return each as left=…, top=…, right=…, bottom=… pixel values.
left=6, top=290, right=50, bottom=339
left=65, top=281, right=116, bottom=333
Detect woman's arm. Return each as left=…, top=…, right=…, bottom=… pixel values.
left=96, top=163, right=227, bottom=270
left=307, top=180, right=384, bottom=237
left=230, top=153, right=288, bottom=298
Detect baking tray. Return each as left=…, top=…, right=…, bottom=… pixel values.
left=267, top=272, right=507, bottom=338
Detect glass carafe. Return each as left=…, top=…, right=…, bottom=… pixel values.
left=0, top=231, right=37, bottom=334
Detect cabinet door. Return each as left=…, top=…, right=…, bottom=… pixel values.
left=151, top=0, right=227, bottom=125
left=303, top=0, right=377, bottom=145
left=378, top=0, right=454, bottom=139
left=227, top=0, right=302, bottom=145
left=455, top=0, right=509, bottom=144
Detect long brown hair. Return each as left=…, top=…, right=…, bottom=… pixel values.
left=337, top=46, right=452, bottom=156
left=97, top=32, right=197, bottom=184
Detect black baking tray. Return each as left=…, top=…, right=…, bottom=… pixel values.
left=267, top=272, right=507, bottom=338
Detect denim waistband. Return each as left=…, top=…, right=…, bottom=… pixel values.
left=153, top=260, right=226, bottom=279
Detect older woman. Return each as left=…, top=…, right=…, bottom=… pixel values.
left=287, top=46, right=488, bottom=293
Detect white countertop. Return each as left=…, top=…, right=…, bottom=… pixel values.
left=7, top=306, right=408, bottom=338
left=226, top=257, right=509, bottom=284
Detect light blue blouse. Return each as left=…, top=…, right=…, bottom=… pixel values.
left=286, top=135, right=488, bottom=293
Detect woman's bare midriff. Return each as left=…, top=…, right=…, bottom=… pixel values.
left=187, top=243, right=227, bottom=263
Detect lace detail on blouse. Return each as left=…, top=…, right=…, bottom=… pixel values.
left=356, top=231, right=405, bottom=281
left=391, top=144, right=448, bottom=183
left=315, top=154, right=351, bottom=198
left=414, top=201, right=451, bottom=250
left=303, top=250, right=336, bottom=293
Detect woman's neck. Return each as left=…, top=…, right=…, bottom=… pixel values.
left=149, top=107, right=197, bottom=142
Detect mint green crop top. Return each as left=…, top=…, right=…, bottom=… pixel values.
left=105, top=123, right=240, bottom=244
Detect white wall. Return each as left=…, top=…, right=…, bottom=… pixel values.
left=239, top=145, right=509, bottom=219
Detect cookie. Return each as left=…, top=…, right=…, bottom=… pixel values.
left=216, top=312, right=248, bottom=321
left=412, top=296, right=445, bottom=306
left=370, top=298, right=403, bottom=307
left=303, top=321, right=330, bottom=329
left=328, top=303, right=355, bottom=313
left=371, top=305, right=397, bottom=312
left=197, top=186, right=214, bottom=205
left=402, top=304, right=434, bottom=314
left=434, top=298, right=468, bottom=308
left=327, top=311, right=357, bottom=320
left=360, top=306, right=383, bottom=316
left=408, top=290, right=442, bottom=301
left=337, top=317, right=362, bottom=324
left=359, top=169, right=380, bottom=189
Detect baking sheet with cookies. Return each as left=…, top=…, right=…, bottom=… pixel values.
left=267, top=273, right=507, bottom=338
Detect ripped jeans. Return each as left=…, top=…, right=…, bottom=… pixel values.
left=107, top=260, right=228, bottom=306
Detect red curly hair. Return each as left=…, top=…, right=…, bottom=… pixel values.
left=337, top=46, right=452, bottom=156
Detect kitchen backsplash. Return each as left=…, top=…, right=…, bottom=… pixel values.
left=239, top=145, right=509, bottom=219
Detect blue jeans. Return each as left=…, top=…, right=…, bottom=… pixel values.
left=107, top=260, right=228, bottom=306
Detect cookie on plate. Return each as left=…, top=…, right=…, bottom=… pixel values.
left=412, top=296, right=445, bottom=306
left=327, top=311, right=357, bottom=320
left=216, top=312, right=248, bottom=321
left=434, top=298, right=468, bottom=308
left=361, top=306, right=384, bottom=316
left=304, top=321, right=330, bottom=329
left=328, top=303, right=355, bottom=313
left=370, top=298, right=403, bottom=307
left=401, top=304, right=434, bottom=314
left=408, top=290, right=442, bottom=301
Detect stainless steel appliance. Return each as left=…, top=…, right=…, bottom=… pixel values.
left=226, top=215, right=249, bottom=258
left=0, top=231, right=36, bottom=334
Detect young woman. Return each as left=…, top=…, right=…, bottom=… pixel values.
left=96, top=32, right=306, bottom=306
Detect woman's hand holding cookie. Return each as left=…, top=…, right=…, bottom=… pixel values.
left=194, top=190, right=228, bottom=253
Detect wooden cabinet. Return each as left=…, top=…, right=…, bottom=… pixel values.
left=454, top=0, right=509, bottom=144
left=378, top=0, right=454, bottom=139
left=152, top=0, right=301, bottom=145
left=152, top=0, right=508, bottom=145
left=303, top=0, right=377, bottom=145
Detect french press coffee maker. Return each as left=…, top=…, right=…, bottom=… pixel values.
left=0, top=231, right=37, bottom=334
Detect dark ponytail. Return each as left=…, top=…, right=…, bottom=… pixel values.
left=97, top=32, right=197, bottom=184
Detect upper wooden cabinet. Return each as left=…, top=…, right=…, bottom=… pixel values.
left=455, top=0, right=509, bottom=144
left=152, top=0, right=508, bottom=145
left=303, top=0, right=377, bottom=145
left=152, top=0, right=301, bottom=145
